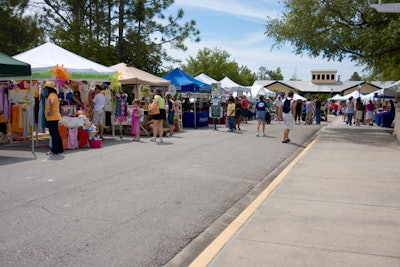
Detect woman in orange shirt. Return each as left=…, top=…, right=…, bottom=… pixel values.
left=44, top=81, right=63, bottom=155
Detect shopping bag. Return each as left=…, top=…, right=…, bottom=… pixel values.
left=149, top=101, right=159, bottom=115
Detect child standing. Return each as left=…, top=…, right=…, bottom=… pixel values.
left=131, top=99, right=142, bottom=141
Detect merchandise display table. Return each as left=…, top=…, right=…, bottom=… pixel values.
left=59, top=116, right=86, bottom=128
left=111, top=112, right=149, bottom=139
left=375, top=112, right=395, bottom=127
left=58, top=116, right=92, bottom=149
left=183, top=112, right=209, bottom=128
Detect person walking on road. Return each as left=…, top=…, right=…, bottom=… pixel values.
left=226, top=98, right=236, bottom=132
left=234, top=97, right=242, bottom=131
left=346, top=96, right=355, bottom=126
left=315, top=97, right=322, bottom=124
left=365, top=99, right=375, bottom=126
left=295, top=99, right=303, bottom=125
left=279, top=91, right=295, bottom=143
left=305, top=97, right=313, bottom=125
left=355, top=97, right=364, bottom=126
left=241, top=95, right=249, bottom=124
left=255, top=95, right=267, bottom=137
left=273, top=95, right=282, bottom=122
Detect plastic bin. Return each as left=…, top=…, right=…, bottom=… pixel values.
left=88, top=139, right=102, bottom=148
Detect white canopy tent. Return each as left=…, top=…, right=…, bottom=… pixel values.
left=219, top=76, right=250, bottom=94
left=250, top=85, right=276, bottom=100
left=329, top=94, right=342, bottom=101
left=195, top=73, right=219, bottom=84
left=333, top=90, right=370, bottom=101
left=293, top=93, right=306, bottom=101
left=13, top=42, right=116, bottom=81
left=110, top=63, right=169, bottom=86
left=379, top=80, right=400, bottom=97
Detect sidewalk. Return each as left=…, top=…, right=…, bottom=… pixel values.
left=203, top=117, right=400, bottom=266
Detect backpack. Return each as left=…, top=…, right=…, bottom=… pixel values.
left=282, top=98, right=292, bottom=113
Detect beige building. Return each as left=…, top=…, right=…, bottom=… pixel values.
left=251, top=70, right=394, bottom=98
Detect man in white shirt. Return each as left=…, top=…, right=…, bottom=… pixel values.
left=274, top=95, right=282, bottom=121
left=92, top=85, right=106, bottom=139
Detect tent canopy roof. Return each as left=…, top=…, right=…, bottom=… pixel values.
left=194, top=73, right=219, bottom=84
left=13, top=42, right=115, bottom=80
left=0, top=52, right=31, bottom=77
left=251, top=84, right=276, bottom=100
left=162, top=68, right=211, bottom=93
left=293, top=93, right=306, bottom=101
left=219, top=76, right=249, bottom=92
left=380, top=80, right=400, bottom=97
left=110, top=63, right=170, bottom=86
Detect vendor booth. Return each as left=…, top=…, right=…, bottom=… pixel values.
left=163, top=68, right=211, bottom=128
left=219, top=76, right=250, bottom=95
left=0, top=52, right=32, bottom=147
left=109, top=63, right=172, bottom=138
left=12, top=42, right=116, bottom=150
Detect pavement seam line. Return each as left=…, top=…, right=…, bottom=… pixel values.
left=189, top=135, right=321, bottom=267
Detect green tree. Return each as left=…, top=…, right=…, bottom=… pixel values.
left=39, top=0, right=117, bottom=65
left=182, top=47, right=257, bottom=85
left=265, top=0, right=400, bottom=80
left=257, top=66, right=284, bottom=80
left=36, top=0, right=200, bottom=74
left=120, top=0, right=200, bottom=74
left=0, top=1, right=44, bottom=55
left=350, top=72, right=362, bottom=81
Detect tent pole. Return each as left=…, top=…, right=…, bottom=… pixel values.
left=29, top=78, right=35, bottom=154
left=193, top=91, right=197, bottom=129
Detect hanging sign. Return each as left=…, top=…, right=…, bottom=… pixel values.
left=211, top=83, right=221, bottom=97
left=210, top=105, right=222, bottom=118
left=168, top=84, right=177, bottom=95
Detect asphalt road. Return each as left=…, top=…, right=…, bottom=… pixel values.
left=0, top=119, right=323, bottom=267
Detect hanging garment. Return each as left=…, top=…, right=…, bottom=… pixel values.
left=67, top=128, right=78, bottom=149
left=78, top=128, right=88, bottom=147
left=58, top=124, right=68, bottom=149
left=11, top=105, right=23, bottom=134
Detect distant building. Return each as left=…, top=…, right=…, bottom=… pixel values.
left=251, top=70, right=394, bottom=99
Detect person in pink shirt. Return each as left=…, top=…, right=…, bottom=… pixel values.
left=365, top=100, right=375, bottom=126
left=241, top=95, right=249, bottom=124
left=131, top=99, right=142, bottom=141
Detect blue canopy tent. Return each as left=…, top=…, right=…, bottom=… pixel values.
left=162, top=68, right=211, bottom=93
left=162, top=68, right=211, bottom=128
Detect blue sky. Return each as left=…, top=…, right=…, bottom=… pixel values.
left=165, top=0, right=367, bottom=83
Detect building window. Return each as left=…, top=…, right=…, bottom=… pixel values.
left=322, top=74, right=325, bottom=80
left=317, top=74, right=320, bottom=80
left=331, top=74, right=335, bottom=80
left=312, top=74, right=316, bottom=80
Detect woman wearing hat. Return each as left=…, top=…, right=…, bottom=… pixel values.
left=44, top=81, right=63, bottom=155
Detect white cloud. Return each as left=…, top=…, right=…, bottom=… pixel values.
left=173, top=0, right=279, bottom=20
